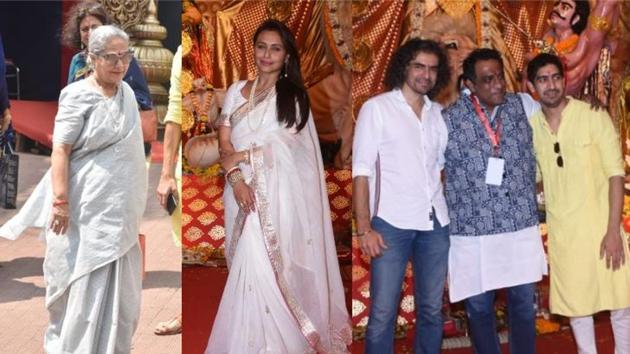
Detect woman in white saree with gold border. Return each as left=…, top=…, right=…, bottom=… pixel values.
left=204, top=20, right=351, bottom=354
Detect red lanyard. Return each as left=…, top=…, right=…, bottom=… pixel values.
left=471, top=94, right=502, bottom=156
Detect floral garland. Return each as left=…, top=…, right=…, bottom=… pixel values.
left=323, top=0, right=352, bottom=70
left=537, top=34, right=579, bottom=56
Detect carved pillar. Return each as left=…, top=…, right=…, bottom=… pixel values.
left=101, top=0, right=174, bottom=123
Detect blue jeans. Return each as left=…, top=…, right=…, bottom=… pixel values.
left=465, top=283, right=536, bottom=354
left=365, top=216, right=449, bottom=354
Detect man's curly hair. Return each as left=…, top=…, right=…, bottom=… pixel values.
left=384, top=38, right=450, bottom=99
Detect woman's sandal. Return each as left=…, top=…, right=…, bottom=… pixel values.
left=154, top=315, right=182, bottom=336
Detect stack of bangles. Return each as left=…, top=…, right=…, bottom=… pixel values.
left=224, top=150, right=251, bottom=187
left=225, top=166, right=244, bottom=187
left=353, top=229, right=371, bottom=238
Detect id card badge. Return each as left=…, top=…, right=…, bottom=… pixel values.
left=485, top=157, right=505, bottom=186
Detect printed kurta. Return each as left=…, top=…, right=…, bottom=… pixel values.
left=531, top=97, right=630, bottom=316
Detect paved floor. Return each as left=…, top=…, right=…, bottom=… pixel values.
left=0, top=152, right=182, bottom=354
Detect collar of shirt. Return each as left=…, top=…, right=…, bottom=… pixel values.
left=392, top=88, right=434, bottom=112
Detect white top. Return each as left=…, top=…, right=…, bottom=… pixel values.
left=352, top=89, right=449, bottom=231
left=448, top=92, right=548, bottom=302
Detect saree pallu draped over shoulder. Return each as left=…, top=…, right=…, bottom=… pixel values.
left=0, top=79, right=147, bottom=354
left=206, top=81, right=351, bottom=354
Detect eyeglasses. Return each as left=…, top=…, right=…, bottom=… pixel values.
left=96, top=50, right=134, bottom=66
left=554, top=142, right=564, bottom=167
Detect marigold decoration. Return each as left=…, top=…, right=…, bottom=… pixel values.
left=181, top=69, right=194, bottom=95
left=191, top=91, right=213, bottom=122
left=624, top=216, right=630, bottom=233
left=181, top=109, right=195, bottom=132
left=535, top=34, right=579, bottom=56
left=535, top=318, right=561, bottom=334
left=182, top=31, right=192, bottom=57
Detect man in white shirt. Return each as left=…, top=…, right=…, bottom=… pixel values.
left=442, top=48, right=547, bottom=354
left=353, top=38, right=451, bottom=354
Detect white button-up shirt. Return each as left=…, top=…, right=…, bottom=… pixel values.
left=352, top=89, right=449, bottom=231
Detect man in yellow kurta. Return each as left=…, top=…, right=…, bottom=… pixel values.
left=527, top=53, right=630, bottom=353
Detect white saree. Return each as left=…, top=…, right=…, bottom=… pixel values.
left=0, top=79, right=147, bottom=354
left=205, top=81, right=351, bottom=354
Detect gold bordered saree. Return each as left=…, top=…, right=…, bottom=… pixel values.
left=206, top=80, right=351, bottom=354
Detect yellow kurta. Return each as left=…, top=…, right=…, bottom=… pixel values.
left=531, top=97, right=630, bottom=316
left=164, top=46, right=182, bottom=246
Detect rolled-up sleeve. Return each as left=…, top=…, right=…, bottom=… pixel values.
left=594, top=109, right=625, bottom=178
left=352, top=100, right=381, bottom=178
left=52, top=89, right=88, bottom=145
left=163, top=46, right=182, bottom=125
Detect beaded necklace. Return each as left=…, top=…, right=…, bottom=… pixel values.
left=246, top=77, right=274, bottom=132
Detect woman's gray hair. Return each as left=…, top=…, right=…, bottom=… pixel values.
left=88, top=25, right=129, bottom=54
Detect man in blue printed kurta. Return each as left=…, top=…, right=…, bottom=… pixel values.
left=443, top=48, right=547, bottom=354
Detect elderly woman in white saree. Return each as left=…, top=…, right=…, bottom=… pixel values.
left=0, top=26, right=146, bottom=353
left=204, top=20, right=351, bottom=354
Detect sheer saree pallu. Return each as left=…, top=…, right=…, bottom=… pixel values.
left=0, top=80, right=147, bottom=353
left=206, top=81, right=351, bottom=354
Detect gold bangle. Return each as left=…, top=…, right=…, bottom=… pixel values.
left=353, top=229, right=371, bottom=237
left=590, top=15, right=611, bottom=33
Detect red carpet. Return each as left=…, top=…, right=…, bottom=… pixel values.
left=350, top=318, right=615, bottom=354
left=151, top=140, right=163, bottom=163
left=184, top=266, right=615, bottom=354
left=183, top=266, right=227, bottom=354
left=183, top=264, right=352, bottom=354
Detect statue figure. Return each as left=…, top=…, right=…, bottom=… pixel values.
left=529, top=0, right=620, bottom=103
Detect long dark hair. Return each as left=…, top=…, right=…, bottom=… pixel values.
left=253, top=20, right=309, bottom=132
left=384, top=38, right=450, bottom=99
left=61, top=0, right=110, bottom=49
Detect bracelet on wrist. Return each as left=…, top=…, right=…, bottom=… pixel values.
left=53, top=199, right=69, bottom=207
left=225, top=165, right=239, bottom=177
left=227, top=169, right=244, bottom=187
left=353, top=229, right=371, bottom=237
